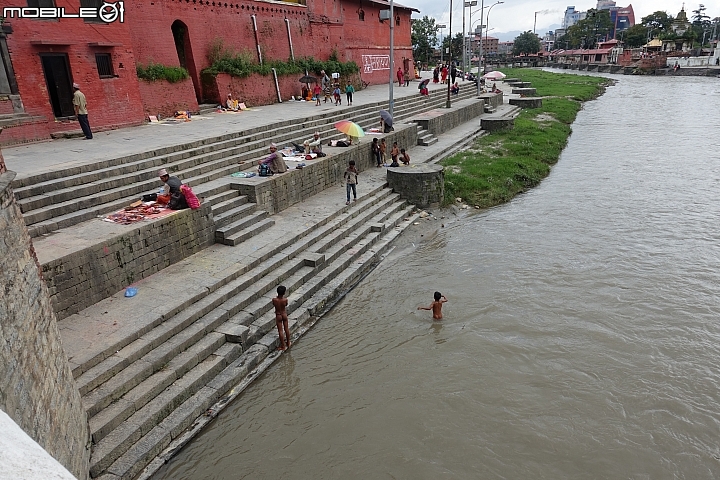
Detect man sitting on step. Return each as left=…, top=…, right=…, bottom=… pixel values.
left=303, top=131, right=325, bottom=157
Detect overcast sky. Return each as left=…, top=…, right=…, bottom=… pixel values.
left=404, top=0, right=720, bottom=38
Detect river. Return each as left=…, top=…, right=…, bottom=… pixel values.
left=154, top=73, right=720, bottom=479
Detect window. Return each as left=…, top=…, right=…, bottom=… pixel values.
left=95, top=53, right=114, bottom=78
left=80, top=0, right=103, bottom=23
left=395, top=16, right=401, bottom=26
left=358, top=8, right=365, bottom=21
left=27, top=0, right=56, bottom=7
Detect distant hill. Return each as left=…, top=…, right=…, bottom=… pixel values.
left=492, top=24, right=561, bottom=42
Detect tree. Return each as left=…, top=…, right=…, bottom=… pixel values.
left=691, top=4, right=710, bottom=26
left=512, top=31, right=541, bottom=56
left=641, top=11, right=674, bottom=38
left=622, top=24, right=650, bottom=47
left=441, top=33, right=464, bottom=62
left=412, top=16, right=439, bottom=64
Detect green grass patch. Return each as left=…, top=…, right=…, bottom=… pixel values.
left=441, top=69, right=609, bottom=207
left=500, top=68, right=608, bottom=101
left=136, top=63, right=189, bottom=83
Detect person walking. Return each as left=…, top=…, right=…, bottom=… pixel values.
left=344, top=160, right=359, bottom=205
left=396, top=67, right=404, bottom=86
left=345, top=83, right=355, bottom=105
left=73, top=83, right=92, bottom=139
left=450, top=62, right=457, bottom=85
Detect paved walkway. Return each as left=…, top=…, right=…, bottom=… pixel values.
left=3, top=72, right=493, bottom=180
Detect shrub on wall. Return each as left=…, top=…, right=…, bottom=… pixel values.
left=203, top=40, right=358, bottom=78
left=136, top=63, right=190, bottom=83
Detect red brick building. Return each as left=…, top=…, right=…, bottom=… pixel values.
left=1, top=0, right=416, bottom=145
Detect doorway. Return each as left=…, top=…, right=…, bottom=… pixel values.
left=171, top=20, right=201, bottom=102
left=40, top=54, right=74, bottom=118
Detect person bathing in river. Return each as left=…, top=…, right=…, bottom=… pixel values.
left=418, top=292, right=448, bottom=320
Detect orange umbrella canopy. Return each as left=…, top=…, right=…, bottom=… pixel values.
left=334, top=120, right=365, bottom=137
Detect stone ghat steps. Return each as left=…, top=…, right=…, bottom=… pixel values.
left=97, top=207, right=419, bottom=480
left=199, top=184, right=276, bottom=246
left=16, top=87, right=477, bottom=238
left=81, top=187, right=414, bottom=479
left=14, top=86, right=473, bottom=203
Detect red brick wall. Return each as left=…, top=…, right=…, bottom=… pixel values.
left=138, top=78, right=198, bottom=118
left=208, top=71, right=361, bottom=107
left=3, top=0, right=414, bottom=144
left=0, top=98, right=14, bottom=115
left=128, top=0, right=414, bottom=99
left=4, top=2, right=146, bottom=138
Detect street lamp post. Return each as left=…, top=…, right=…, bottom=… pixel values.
left=439, top=24, right=447, bottom=64
left=446, top=0, right=453, bottom=108
left=485, top=1, right=503, bottom=76
left=463, top=1, right=477, bottom=73
left=389, top=0, right=394, bottom=117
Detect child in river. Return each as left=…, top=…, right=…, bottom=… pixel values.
left=418, top=292, right=448, bottom=320
left=273, top=285, right=291, bottom=350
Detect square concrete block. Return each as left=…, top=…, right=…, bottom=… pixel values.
left=215, top=323, right=249, bottom=344
left=303, top=252, right=325, bottom=267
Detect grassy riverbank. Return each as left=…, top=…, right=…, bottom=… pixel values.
left=441, top=69, right=610, bottom=207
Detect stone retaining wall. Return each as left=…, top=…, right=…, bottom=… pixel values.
left=0, top=170, right=90, bottom=480
left=410, top=99, right=486, bottom=136
left=42, top=204, right=215, bottom=320
left=233, top=127, right=417, bottom=214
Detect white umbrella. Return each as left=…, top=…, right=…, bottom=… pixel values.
left=482, top=71, right=507, bottom=80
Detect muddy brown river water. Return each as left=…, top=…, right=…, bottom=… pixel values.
left=154, top=73, right=720, bottom=479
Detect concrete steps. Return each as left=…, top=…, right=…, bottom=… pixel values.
left=81, top=185, right=417, bottom=479
left=14, top=86, right=478, bottom=238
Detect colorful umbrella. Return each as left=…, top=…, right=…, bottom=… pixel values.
left=334, top=120, right=365, bottom=138
left=482, top=71, right=507, bottom=80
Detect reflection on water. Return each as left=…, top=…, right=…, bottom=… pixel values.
left=154, top=73, right=720, bottom=479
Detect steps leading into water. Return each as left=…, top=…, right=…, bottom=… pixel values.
left=77, top=184, right=419, bottom=479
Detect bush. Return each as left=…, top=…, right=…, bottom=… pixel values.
left=136, top=63, right=190, bottom=83
left=202, top=40, right=358, bottom=78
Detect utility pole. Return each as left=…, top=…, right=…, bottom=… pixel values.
left=439, top=24, right=447, bottom=64
left=464, top=1, right=478, bottom=74
left=446, top=0, right=452, bottom=108
left=389, top=0, right=394, bottom=117
left=477, top=0, right=484, bottom=96
left=534, top=11, right=538, bottom=34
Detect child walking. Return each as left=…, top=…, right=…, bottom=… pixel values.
left=418, top=292, right=448, bottom=320
left=333, top=84, right=342, bottom=105
left=313, top=84, right=322, bottom=106
left=344, top=160, right=358, bottom=205
left=273, top=285, right=291, bottom=350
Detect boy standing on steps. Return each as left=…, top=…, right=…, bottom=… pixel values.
left=273, top=285, right=291, bottom=351
left=344, top=160, right=358, bottom=205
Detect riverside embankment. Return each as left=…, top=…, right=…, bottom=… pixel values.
left=442, top=68, right=610, bottom=207
left=153, top=71, right=720, bottom=480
